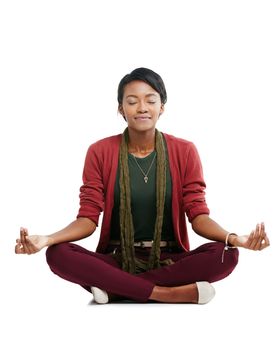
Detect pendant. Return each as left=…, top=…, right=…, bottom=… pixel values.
left=144, top=176, right=148, bottom=183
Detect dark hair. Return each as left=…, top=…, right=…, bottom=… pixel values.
left=117, top=67, right=167, bottom=106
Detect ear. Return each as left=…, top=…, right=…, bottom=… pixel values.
left=159, top=104, right=165, bottom=116
left=118, top=105, right=124, bottom=116
left=118, top=105, right=127, bottom=121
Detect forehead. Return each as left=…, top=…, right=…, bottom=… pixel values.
left=123, top=80, right=159, bottom=98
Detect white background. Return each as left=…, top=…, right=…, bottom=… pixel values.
left=1, top=1, right=279, bottom=349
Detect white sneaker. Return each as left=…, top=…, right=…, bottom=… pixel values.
left=90, top=286, right=109, bottom=304
left=196, top=281, right=215, bottom=304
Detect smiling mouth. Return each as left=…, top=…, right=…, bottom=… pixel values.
left=134, top=116, right=151, bottom=120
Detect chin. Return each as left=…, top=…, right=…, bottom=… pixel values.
left=129, top=124, right=157, bottom=133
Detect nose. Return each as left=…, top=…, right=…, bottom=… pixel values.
left=137, top=101, right=148, bottom=113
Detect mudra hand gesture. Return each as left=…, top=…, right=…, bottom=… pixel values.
left=15, top=227, right=49, bottom=255
left=232, top=222, right=270, bottom=251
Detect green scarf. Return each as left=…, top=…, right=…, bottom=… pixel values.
left=118, top=128, right=173, bottom=274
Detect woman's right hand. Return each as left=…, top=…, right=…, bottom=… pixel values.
left=15, top=227, right=51, bottom=255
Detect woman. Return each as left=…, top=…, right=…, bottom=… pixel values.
left=15, top=67, right=270, bottom=304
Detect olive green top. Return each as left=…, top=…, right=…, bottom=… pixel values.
left=110, top=150, right=175, bottom=241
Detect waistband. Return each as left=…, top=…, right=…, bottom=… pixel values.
left=109, top=240, right=177, bottom=248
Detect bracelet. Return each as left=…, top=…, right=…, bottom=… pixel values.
left=221, top=233, right=237, bottom=263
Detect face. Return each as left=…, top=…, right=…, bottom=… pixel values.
left=119, top=80, right=164, bottom=132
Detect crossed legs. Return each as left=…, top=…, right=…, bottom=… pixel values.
left=46, top=242, right=239, bottom=303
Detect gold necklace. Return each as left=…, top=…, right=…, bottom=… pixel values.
left=132, top=152, right=157, bottom=183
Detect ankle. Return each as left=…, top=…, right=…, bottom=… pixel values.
left=149, top=284, right=198, bottom=303
left=149, top=286, right=172, bottom=301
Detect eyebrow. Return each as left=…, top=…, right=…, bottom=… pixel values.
left=126, top=93, right=158, bottom=99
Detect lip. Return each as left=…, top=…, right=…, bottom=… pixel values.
left=134, top=115, right=151, bottom=120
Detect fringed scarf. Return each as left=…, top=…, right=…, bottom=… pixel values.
left=118, top=128, right=173, bottom=274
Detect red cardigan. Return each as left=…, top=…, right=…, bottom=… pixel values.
left=77, top=133, right=210, bottom=253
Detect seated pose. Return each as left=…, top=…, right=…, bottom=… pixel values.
left=15, top=67, right=270, bottom=304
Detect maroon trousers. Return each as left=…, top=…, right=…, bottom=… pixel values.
left=46, top=242, right=239, bottom=302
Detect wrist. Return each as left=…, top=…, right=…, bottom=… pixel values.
left=228, top=233, right=238, bottom=247
left=47, top=235, right=55, bottom=247
left=222, top=232, right=238, bottom=263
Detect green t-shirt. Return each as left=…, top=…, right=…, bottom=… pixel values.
left=110, top=150, right=175, bottom=241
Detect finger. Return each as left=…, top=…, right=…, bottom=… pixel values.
left=21, top=227, right=32, bottom=254
left=20, top=227, right=29, bottom=243
left=257, top=222, right=267, bottom=247
left=15, top=243, right=24, bottom=254
left=20, top=227, right=29, bottom=252
left=248, top=225, right=260, bottom=250
left=260, top=222, right=265, bottom=235
left=25, top=236, right=38, bottom=254
left=253, top=223, right=263, bottom=250
left=20, top=227, right=28, bottom=252
left=259, top=234, right=270, bottom=250
left=15, top=243, right=20, bottom=254
left=264, top=234, right=270, bottom=248
left=23, top=227, right=29, bottom=238
left=258, top=222, right=267, bottom=250
left=255, top=224, right=264, bottom=250
left=20, top=227, right=25, bottom=242
left=246, top=230, right=255, bottom=249
left=252, top=223, right=267, bottom=250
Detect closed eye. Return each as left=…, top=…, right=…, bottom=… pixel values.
left=127, top=101, right=156, bottom=105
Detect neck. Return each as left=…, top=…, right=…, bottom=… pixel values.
left=127, top=128, right=156, bottom=156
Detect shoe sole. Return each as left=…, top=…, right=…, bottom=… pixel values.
left=91, top=286, right=109, bottom=304
left=196, top=281, right=215, bottom=304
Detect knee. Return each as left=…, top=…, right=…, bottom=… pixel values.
left=208, top=241, right=239, bottom=270
left=229, top=247, right=239, bottom=268
left=212, top=242, right=239, bottom=264
left=209, top=242, right=239, bottom=282
left=220, top=243, right=239, bottom=275
left=46, top=242, right=71, bottom=267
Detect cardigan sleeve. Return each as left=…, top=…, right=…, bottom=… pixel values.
left=182, top=142, right=210, bottom=222
left=76, top=144, right=105, bottom=226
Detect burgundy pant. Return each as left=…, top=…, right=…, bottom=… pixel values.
left=46, top=242, right=238, bottom=302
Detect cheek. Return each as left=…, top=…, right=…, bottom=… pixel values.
left=123, top=105, right=136, bottom=116
left=152, top=106, right=162, bottom=115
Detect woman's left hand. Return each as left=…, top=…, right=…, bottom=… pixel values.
left=232, top=222, right=270, bottom=250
